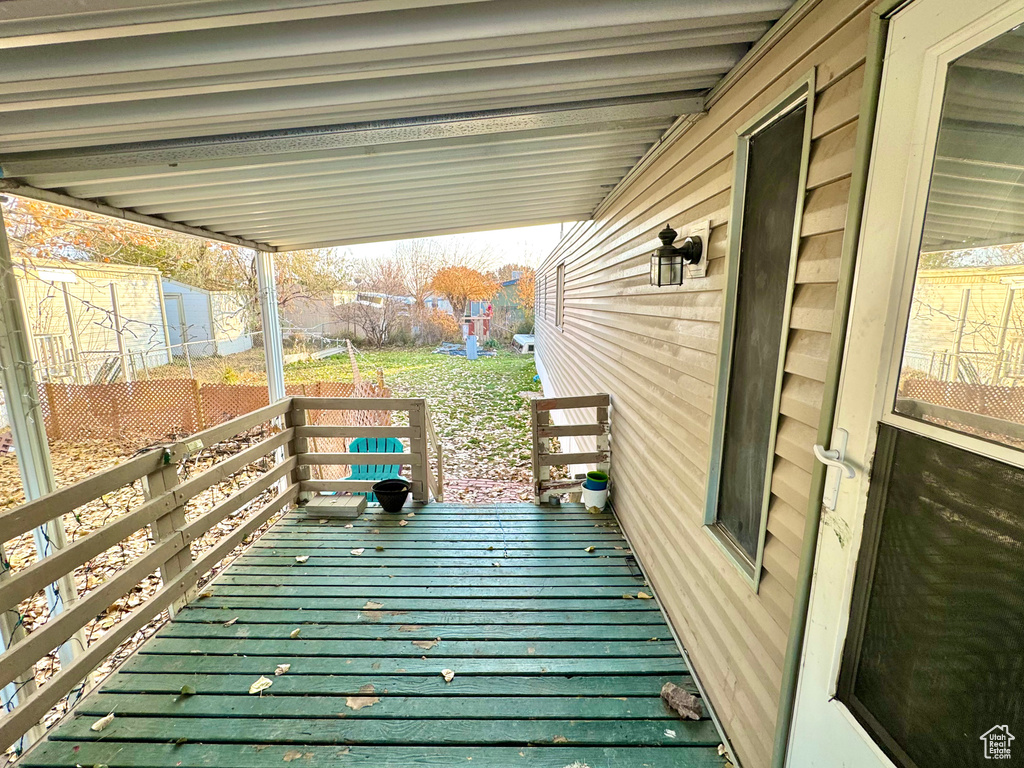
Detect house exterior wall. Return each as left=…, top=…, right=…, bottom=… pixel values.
left=18, top=258, right=169, bottom=377
left=534, top=1, right=874, bottom=765
left=163, top=279, right=214, bottom=355
left=902, top=266, right=1024, bottom=381
left=209, top=291, right=252, bottom=356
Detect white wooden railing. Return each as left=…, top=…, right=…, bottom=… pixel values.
left=530, top=393, right=611, bottom=503
left=0, top=396, right=441, bottom=754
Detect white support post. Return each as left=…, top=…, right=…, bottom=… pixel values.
left=255, top=249, right=286, bottom=404
left=255, top=249, right=288, bottom=479
left=0, top=204, right=84, bottom=742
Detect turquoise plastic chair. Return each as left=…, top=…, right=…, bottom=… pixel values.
left=348, top=437, right=404, bottom=503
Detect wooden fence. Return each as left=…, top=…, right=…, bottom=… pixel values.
left=0, top=396, right=442, bottom=754
left=36, top=379, right=389, bottom=443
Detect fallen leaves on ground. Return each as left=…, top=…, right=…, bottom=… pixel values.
left=275, top=664, right=291, bottom=676
left=90, top=713, right=115, bottom=732
left=552, top=735, right=568, bottom=744
left=399, top=520, right=408, bottom=526
left=441, top=668, right=455, bottom=683
left=179, top=685, right=196, bottom=696
left=350, top=548, right=365, bottom=556
left=290, top=628, right=301, bottom=639
left=345, top=684, right=380, bottom=711
left=294, top=555, right=309, bottom=564
left=223, top=617, right=238, bottom=627
left=249, top=676, right=273, bottom=695
left=584, top=546, right=595, bottom=553
left=637, top=591, right=653, bottom=599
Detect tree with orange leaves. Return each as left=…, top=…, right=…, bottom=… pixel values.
left=430, top=266, right=497, bottom=319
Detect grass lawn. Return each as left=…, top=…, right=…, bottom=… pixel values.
left=286, top=348, right=542, bottom=483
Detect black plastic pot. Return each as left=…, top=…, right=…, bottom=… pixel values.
left=372, top=478, right=411, bottom=513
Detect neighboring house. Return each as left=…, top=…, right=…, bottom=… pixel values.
left=15, top=256, right=170, bottom=382
left=491, top=277, right=527, bottom=334
left=901, top=265, right=1024, bottom=384
left=422, top=292, right=453, bottom=314
left=162, top=278, right=252, bottom=358
left=281, top=289, right=359, bottom=338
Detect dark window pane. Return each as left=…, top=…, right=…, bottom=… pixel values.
left=717, top=104, right=805, bottom=560
left=840, top=425, right=1024, bottom=767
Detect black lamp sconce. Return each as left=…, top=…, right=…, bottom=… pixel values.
left=650, top=223, right=704, bottom=286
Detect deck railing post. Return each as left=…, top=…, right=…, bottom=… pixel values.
left=596, top=402, right=611, bottom=477
left=286, top=403, right=312, bottom=502
left=142, top=447, right=192, bottom=617
left=409, top=400, right=428, bottom=503
left=531, top=399, right=551, bottom=505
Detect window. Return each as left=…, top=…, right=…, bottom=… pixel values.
left=705, top=76, right=813, bottom=585
left=555, top=263, right=564, bottom=329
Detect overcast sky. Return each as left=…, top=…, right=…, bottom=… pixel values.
left=341, top=221, right=575, bottom=269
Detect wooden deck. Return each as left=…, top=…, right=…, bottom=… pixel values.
left=21, top=503, right=724, bottom=767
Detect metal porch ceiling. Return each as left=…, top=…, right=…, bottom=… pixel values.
left=0, top=0, right=795, bottom=250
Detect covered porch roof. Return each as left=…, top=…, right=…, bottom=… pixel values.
left=0, top=0, right=799, bottom=251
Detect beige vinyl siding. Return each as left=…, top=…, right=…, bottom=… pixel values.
left=534, top=1, right=872, bottom=765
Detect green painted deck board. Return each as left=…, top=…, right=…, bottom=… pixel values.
left=137, top=638, right=682, bottom=658
left=121, top=655, right=690, bottom=675
left=48, top=716, right=720, bottom=746
left=159, top=622, right=673, bottom=640
left=77, top=693, right=681, bottom=719
left=23, top=744, right=725, bottom=768
left=21, top=503, right=722, bottom=768
left=173, top=608, right=666, bottom=625
left=99, top=674, right=695, bottom=697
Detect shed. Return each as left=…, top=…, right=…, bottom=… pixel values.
left=15, top=257, right=170, bottom=382
left=161, top=278, right=252, bottom=358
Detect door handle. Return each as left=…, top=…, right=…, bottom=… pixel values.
left=813, top=429, right=855, bottom=512
left=812, top=444, right=855, bottom=478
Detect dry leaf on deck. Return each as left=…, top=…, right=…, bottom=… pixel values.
left=664, top=728, right=677, bottom=738
left=399, top=520, right=408, bottom=527
left=375, top=546, right=385, bottom=552
left=412, top=638, right=440, bottom=650
left=584, top=546, right=595, bottom=553
left=552, top=735, right=568, bottom=744
left=344, top=523, right=354, bottom=528
left=406, top=512, right=415, bottom=518
left=345, top=686, right=381, bottom=711
left=621, top=593, right=636, bottom=599
left=295, top=555, right=309, bottom=564
left=363, top=601, right=384, bottom=610
left=90, top=713, right=114, bottom=732
left=441, top=668, right=455, bottom=683
left=398, top=625, right=424, bottom=632
left=223, top=617, right=238, bottom=627
left=249, top=676, right=273, bottom=695
left=179, top=685, right=196, bottom=696
left=290, top=628, right=301, bottom=639
left=637, top=591, right=653, bottom=600
left=275, top=664, right=291, bottom=676
left=351, top=548, right=365, bottom=556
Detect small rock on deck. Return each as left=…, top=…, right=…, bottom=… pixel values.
left=21, top=503, right=725, bottom=768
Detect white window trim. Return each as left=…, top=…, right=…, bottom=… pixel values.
left=703, top=70, right=817, bottom=591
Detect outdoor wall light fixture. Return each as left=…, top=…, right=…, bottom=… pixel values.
left=650, top=224, right=703, bottom=286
